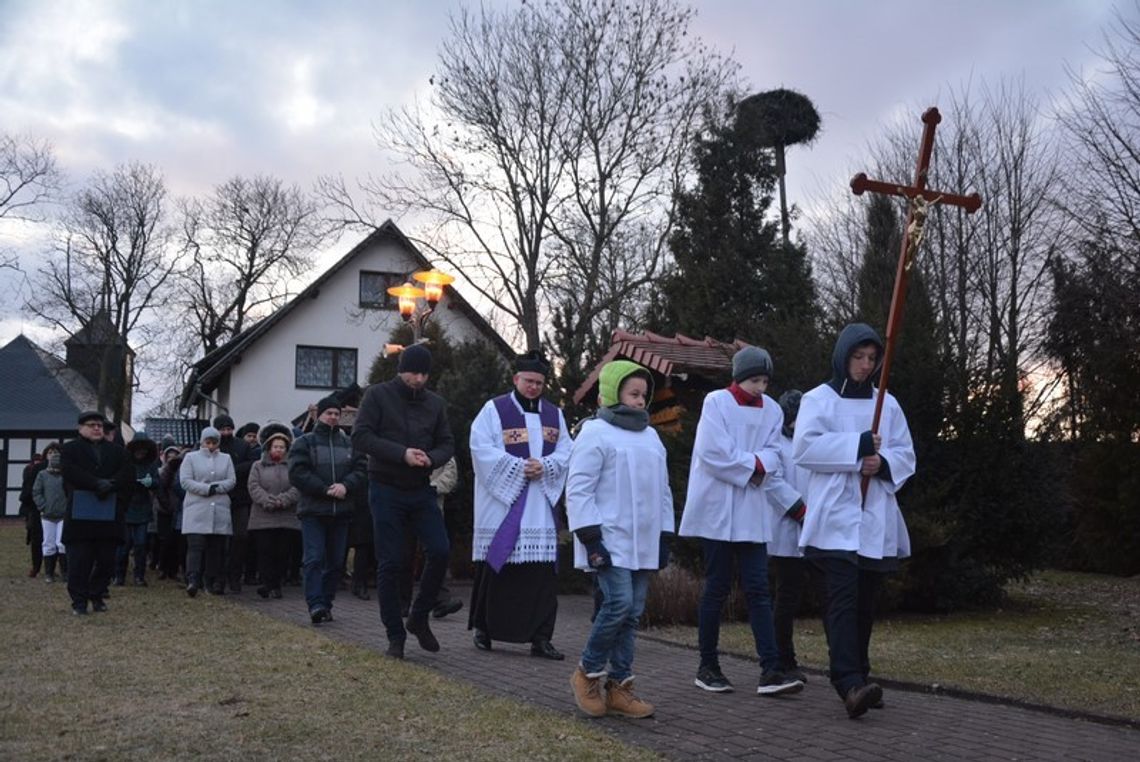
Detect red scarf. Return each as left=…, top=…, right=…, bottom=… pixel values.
left=727, top=382, right=764, bottom=407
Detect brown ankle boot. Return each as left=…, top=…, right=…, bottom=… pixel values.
left=570, top=666, right=607, bottom=717
left=605, top=676, right=654, bottom=718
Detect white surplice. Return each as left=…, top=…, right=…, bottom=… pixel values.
left=792, top=384, right=915, bottom=559
left=470, top=395, right=571, bottom=564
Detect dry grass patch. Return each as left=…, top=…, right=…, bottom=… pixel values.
left=651, top=568, right=1140, bottom=721
left=0, top=523, right=659, bottom=761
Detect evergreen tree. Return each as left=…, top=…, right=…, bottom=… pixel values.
left=652, top=100, right=825, bottom=392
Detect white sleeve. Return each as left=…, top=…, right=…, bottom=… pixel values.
left=470, top=401, right=527, bottom=506
left=692, top=394, right=758, bottom=488
left=877, top=397, right=916, bottom=494
left=793, top=394, right=861, bottom=473
left=538, top=409, right=573, bottom=505
left=565, top=426, right=605, bottom=531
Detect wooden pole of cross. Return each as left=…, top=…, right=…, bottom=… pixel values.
left=850, top=107, right=982, bottom=500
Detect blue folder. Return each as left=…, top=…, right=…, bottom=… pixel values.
left=72, top=490, right=116, bottom=521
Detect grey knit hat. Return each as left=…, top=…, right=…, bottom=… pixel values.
left=732, top=346, right=774, bottom=382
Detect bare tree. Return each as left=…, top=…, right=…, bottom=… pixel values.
left=0, top=133, right=62, bottom=269
left=177, top=175, right=328, bottom=355
left=808, top=77, right=1066, bottom=436
left=27, top=162, right=180, bottom=420
left=320, top=0, right=736, bottom=351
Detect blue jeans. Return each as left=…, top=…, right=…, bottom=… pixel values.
left=370, top=482, right=449, bottom=643
left=116, top=522, right=149, bottom=581
left=697, top=539, right=780, bottom=673
left=300, top=515, right=351, bottom=612
left=580, top=566, right=652, bottom=682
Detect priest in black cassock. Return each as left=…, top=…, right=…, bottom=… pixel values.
left=468, top=350, right=573, bottom=659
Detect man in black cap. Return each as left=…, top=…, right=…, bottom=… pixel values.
left=289, top=395, right=367, bottom=624
left=352, top=344, right=455, bottom=658
left=467, top=350, right=572, bottom=659
left=60, top=411, right=132, bottom=615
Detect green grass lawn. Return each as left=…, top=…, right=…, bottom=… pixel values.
left=0, top=522, right=657, bottom=760
left=651, top=568, right=1140, bottom=721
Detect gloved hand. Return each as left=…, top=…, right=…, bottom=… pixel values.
left=138, top=474, right=154, bottom=488
left=95, top=479, right=115, bottom=498
left=658, top=533, right=673, bottom=569
left=208, top=484, right=219, bottom=496
left=584, top=539, right=612, bottom=570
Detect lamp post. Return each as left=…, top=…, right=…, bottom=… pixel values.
left=385, top=268, right=456, bottom=351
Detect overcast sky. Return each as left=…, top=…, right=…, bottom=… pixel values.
left=0, top=0, right=1129, bottom=411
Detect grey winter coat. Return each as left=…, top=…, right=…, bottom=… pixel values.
left=180, top=447, right=236, bottom=535
left=248, top=456, right=301, bottom=531
left=33, top=468, right=68, bottom=520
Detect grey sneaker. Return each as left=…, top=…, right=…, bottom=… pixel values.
left=695, top=664, right=734, bottom=693
left=757, top=670, right=804, bottom=696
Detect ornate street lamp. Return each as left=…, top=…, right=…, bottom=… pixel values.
left=385, top=267, right=456, bottom=351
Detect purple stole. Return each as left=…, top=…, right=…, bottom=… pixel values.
left=485, top=393, right=560, bottom=572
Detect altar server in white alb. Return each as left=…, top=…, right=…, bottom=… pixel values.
left=679, top=347, right=804, bottom=697
left=567, top=360, right=674, bottom=720
left=793, top=322, right=915, bottom=719
left=468, top=350, right=572, bottom=660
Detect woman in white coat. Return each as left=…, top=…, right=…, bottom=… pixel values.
left=793, top=323, right=916, bottom=718
left=180, top=426, right=236, bottom=597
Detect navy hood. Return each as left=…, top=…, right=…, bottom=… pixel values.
left=827, top=323, right=883, bottom=398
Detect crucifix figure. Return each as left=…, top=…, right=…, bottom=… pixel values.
left=850, top=107, right=982, bottom=498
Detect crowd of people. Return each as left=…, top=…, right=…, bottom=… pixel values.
left=18, top=322, right=913, bottom=721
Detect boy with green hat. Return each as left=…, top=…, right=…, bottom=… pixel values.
left=567, top=360, right=675, bottom=719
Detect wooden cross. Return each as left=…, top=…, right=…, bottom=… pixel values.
left=849, top=107, right=982, bottom=499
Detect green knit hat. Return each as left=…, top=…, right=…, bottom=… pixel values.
left=598, top=360, right=654, bottom=407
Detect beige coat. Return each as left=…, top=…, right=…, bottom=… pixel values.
left=247, top=457, right=301, bottom=532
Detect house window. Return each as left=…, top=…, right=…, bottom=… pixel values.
left=359, top=271, right=403, bottom=309
left=295, top=346, right=358, bottom=389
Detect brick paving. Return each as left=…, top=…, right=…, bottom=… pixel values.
left=230, top=582, right=1138, bottom=761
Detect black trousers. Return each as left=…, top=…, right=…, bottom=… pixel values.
left=186, top=534, right=226, bottom=583
left=807, top=553, right=885, bottom=697
left=254, top=528, right=294, bottom=591
left=67, top=538, right=117, bottom=610
left=227, top=505, right=250, bottom=585
left=769, top=555, right=828, bottom=671
left=25, top=508, right=44, bottom=574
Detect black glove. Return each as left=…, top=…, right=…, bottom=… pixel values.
left=208, top=484, right=219, bottom=496
left=658, top=533, right=673, bottom=570
left=584, top=539, right=612, bottom=570
left=95, top=479, right=115, bottom=499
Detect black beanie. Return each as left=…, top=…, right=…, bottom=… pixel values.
left=397, top=344, right=432, bottom=374
left=212, top=414, right=235, bottom=430
left=317, top=395, right=342, bottom=416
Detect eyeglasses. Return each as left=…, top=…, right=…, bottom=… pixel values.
left=82, top=422, right=104, bottom=429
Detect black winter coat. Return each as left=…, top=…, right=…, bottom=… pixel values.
left=60, top=437, right=132, bottom=543
left=288, top=422, right=368, bottom=519
left=351, top=378, right=455, bottom=489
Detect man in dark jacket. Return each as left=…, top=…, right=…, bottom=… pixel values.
left=214, top=414, right=257, bottom=592
left=19, top=453, right=47, bottom=577
left=289, top=396, right=368, bottom=624
left=117, top=433, right=159, bottom=586
left=60, top=410, right=132, bottom=615
left=352, top=344, right=455, bottom=658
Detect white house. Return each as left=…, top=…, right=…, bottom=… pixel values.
left=179, top=220, right=512, bottom=426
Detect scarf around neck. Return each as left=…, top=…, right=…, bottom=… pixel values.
left=597, top=404, right=649, bottom=432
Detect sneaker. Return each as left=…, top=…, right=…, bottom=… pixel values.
left=605, top=677, right=655, bottom=718
left=186, top=579, right=200, bottom=598
left=91, top=600, right=108, bottom=613
left=44, top=574, right=56, bottom=584
left=844, top=682, right=883, bottom=718
left=405, top=615, right=440, bottom=652
left=784, top=666, right=808, bottom=684
left=695, top=664, right=734, bottom=693
left=756, top=670, right=804, bottom=696
left=112, top=576, right=126, bottom=587
left=71, top=605, right=88, bottom=616
left=570, top=666, right=608, bottom=717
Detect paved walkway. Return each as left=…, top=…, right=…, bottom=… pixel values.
left=230, top=582, right=1137, bottom=761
